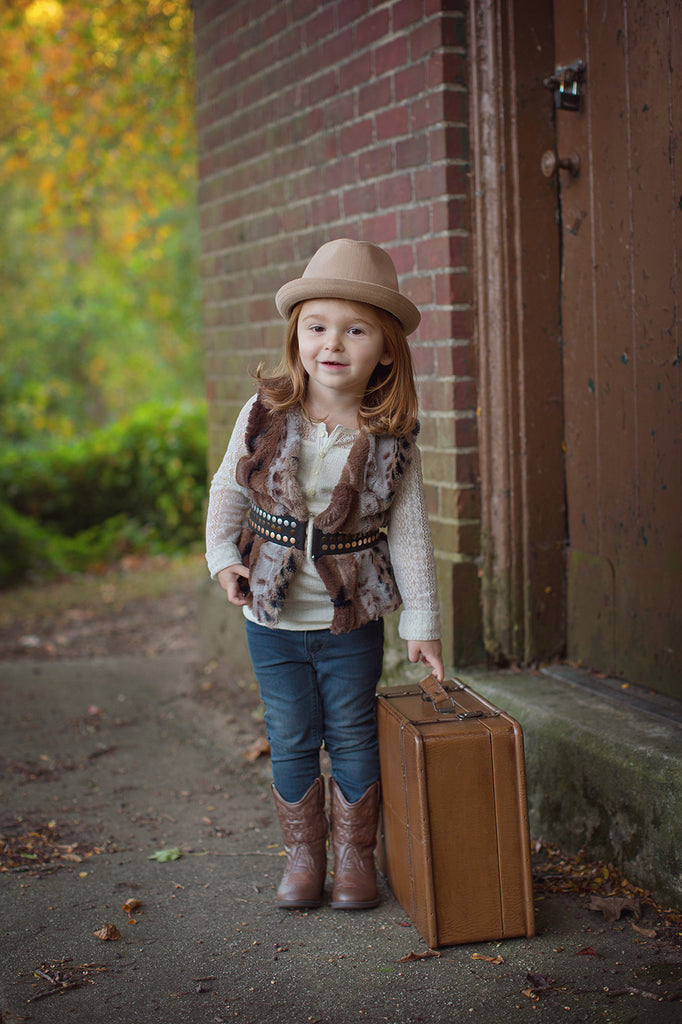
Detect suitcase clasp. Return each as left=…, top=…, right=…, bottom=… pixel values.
left=419, top=675, right=466, bottom=713
left=454, top=710, right=501, bottom=720
left=421, top=689, right=460, bottom=713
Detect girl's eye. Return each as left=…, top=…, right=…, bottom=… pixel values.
left=348, top=327, right=365, bottom=336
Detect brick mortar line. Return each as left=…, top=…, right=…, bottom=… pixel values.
left=195, top=19, right=467, bottom=87
left=198, top=259, right=470, bottom=285
left=197, top=225, right=471, bottom=253
left=196, top=89, right=468, bottom=147
left=197, top=177, right=471, bottom=203
left=196, top=130, right=469, bottom=192
left=197, top=202, right=471, bottom=240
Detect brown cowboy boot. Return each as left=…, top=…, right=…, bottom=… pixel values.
left=272, top=776, right=328, bottom=909
left=330, top=777, right=380, bottom=910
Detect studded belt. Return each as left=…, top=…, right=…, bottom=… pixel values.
left=247, top=503, right=383, bottom=562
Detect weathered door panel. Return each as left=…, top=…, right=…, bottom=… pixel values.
left=554, top=0, right=681, bottom=696
left=566, top=550, right=616, bottom=669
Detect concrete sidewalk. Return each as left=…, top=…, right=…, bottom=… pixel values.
left=199, top=581, right=682, bottom=911
left=1, top=654, right=680, bottom=1023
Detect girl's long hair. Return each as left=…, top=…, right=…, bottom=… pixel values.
left=255, top=303, right=419, bottom=437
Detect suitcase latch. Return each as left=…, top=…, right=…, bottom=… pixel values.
left=421, top=701, right=501, bottom=720
left=420, top=694, right=500, bottom=719
left=418, top=678, right=466, bottom=713
left=454, top=710, right=500, bottom=720
left=420, top=690, right=463, bottom=713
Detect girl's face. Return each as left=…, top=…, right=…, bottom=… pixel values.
left=297, top=298, right=392, bottom=407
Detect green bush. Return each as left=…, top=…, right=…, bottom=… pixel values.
left=0, top=501, right=60, bottom=584
left=0, top=401, right=207, bottom=585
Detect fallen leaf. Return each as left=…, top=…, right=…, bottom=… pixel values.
left=527, top=971, right=553, bottom=988
left=575, top=946, right=602, bottom=957
left=398, top=949, right=441, bottom=962
left=244, top=736, right=270, bottom=762
left=523, top=972, right=555, bottom=998
left=471, top=953, right=504, bottom=964
left=148, top=847, right=182, bottom=862
left=631, top=922, right=657, bottom=938
left=121, top=898, right=142, bottom=916
left=94, top=923, right=121, bottom=941
left=588, top=895, right=640, bottom=922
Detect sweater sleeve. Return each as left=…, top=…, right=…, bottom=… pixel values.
left=387, top=443, right=441, bottom=641
left=204, top=396, right=256, bottom=578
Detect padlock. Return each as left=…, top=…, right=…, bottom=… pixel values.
left=544, top=60, right=585, bottom=112
left=556, top=74, right=581, bottom=112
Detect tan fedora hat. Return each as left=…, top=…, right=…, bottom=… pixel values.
left=275, top=239, right=421, bottom=335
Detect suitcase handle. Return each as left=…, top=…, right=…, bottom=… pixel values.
left=418, top=674, right=501, bottom=720
left=418, top=674, right=465, bottom=713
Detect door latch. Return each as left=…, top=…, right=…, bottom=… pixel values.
left=544, top=59, right=586, bottom=112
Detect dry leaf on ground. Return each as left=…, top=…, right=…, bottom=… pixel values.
left=244, top=736, right=270, bottom=762
left=588, top=894, right=640, bottom=922
left=398, top=949, right=441, bottom=962
left=523, top=971, right=555, bottom=999
left=631, top=921, right=657, bottom=938
left=121, top=897, right=143, bottom=921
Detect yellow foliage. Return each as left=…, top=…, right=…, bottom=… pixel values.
left=122, top=131, right=143, bottom=154
left=4, top=154, right=30, bottom=175
left=89, top=355, right=107, bottom=384
left=24, top=0, right=64, bottom=30
left=0, top=0, right=201, bottom=445
left=2, top=0, right=195, bottom=235
left=39, top=169, right=56, bottom=190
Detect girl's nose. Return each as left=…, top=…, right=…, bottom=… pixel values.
left=324, top=331, right=343, bottom=351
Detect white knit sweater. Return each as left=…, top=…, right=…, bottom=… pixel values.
left=205, top=395, right=441, bottom=640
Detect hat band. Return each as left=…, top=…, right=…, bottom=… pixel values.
left=275, top=276, right=420, bottom=334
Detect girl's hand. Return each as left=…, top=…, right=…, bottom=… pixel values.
left=216, top=564, right=251, bottom=606
left=408, top=639, right=445, bottom=683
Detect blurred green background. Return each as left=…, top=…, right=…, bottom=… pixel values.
left=1, top=0, right=206, bottom=583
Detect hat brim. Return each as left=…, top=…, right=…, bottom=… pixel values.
left=275, top=277, right=421, bottom=335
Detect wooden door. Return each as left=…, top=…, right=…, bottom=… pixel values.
left=552, top=0, right=681, bottom=697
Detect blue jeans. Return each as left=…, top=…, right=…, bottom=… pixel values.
left=245, top=618, right=384, bottom=804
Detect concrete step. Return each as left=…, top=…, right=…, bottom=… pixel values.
left=456, top=666, right=682, bottom=909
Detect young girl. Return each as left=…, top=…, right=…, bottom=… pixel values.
left=205, top=239, right=443, bottom=912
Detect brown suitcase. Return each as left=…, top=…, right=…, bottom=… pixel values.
left=377, top=675, right=535, bottom=948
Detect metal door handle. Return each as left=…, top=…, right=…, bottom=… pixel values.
left=541, top=150, right=581, bottom=178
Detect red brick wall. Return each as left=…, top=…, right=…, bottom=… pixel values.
left=194, top=0, right=482, bottom=664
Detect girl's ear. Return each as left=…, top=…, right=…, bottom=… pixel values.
left=378, top=345, right=393, bottom=367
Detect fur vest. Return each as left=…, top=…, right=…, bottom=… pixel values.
left=235, top=395, right=417, bottom=634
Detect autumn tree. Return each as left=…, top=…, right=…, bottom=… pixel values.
left=0, top=0, right=200, bottom=443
